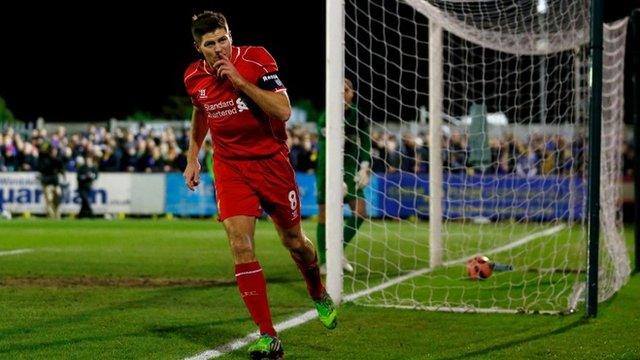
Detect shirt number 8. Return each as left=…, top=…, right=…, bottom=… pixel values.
left=288, top=190, right=297, bottom=210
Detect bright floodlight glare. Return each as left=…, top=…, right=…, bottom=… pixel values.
left=536, top=0, right=548, bottom=14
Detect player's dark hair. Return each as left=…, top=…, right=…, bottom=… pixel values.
left=191, top=11, right=229, bottom=43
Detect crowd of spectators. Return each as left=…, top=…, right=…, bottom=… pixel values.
left=0, top=125, right=190, bottom=174
left=369, top=130, right=588, bottom=177
left=287, top=125, right=636, bottom=178
left=0, top=124, right=636, bottom=177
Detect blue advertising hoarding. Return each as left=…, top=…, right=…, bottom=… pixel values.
left=164, top=172, right=582, bottom=221
left=377, top=173, right=584, bottom=221
left=165, top=173, right=217, bottom=216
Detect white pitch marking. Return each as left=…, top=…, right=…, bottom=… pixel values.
left=184, top=224, right=566, bottom=359
left=0, top=248, right=34, bottom=257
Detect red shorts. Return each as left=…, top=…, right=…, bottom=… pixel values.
left=213, top=150, right=301, bottom=229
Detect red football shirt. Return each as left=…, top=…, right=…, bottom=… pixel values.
left=184, top=46, right=288, bottom=159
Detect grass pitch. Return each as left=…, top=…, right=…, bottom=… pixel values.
left=0, top=219, right=638, bottom=359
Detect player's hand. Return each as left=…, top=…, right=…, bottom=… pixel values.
left=354, top=161, right=371, bottom=190
left=213, top=54, right=246, bottom=89
left=183, top=160, right=201, bottom=191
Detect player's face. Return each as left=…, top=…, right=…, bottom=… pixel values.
left=197, top=28, right=232, bottom=66
left=344, top=80, right=354, bottom=109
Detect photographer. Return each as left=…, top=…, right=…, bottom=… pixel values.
left=76, top=156, right=98, bottom=218
left=37, top=143, right=65, bottom=219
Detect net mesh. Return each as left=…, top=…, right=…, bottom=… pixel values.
left=339, top=0, right=629, bottom=313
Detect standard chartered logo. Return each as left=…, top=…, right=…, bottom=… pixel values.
left=205, top=97, right=249, bottom=118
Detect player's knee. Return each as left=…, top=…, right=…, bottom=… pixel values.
left=280, top=229, right=305, bottom=251
left=231, top=244, right=255, bottom=263
left=228, top=233, right=255, bottom=260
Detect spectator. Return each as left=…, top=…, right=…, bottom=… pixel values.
left=400, top=133, right=419, bottom=173
left=384, top=135, right=401, bottom=173
left=37, top=143, right=65, bottom=219
left=99, top=145, right=119, bottom=171
left=76, top=156, right=98, bottom=218
left=18, top=142, right=38, bottom=171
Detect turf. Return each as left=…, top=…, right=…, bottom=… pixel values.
left=0, top=219, right=637, bottom=359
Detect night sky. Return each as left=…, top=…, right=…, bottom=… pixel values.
left=0, top=1, right=325, bottom=123
left=0, top=1, right=637, bottom=124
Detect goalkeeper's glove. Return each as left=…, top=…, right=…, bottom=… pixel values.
left=354, top=161, right=371, bottom=189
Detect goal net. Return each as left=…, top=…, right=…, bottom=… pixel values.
left=331, top=0, right=630, bottom=313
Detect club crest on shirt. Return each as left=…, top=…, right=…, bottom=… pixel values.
left=236, top=97, right=249, bottom=112
left=198, top=89, right=206, bottom=99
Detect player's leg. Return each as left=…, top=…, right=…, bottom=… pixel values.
left=223, top=215, right=282, bottom=359
left=224, top=215, right=277, bottom=338
left=274, top=222, right=324, bottom=298
left=340, top=156, right=362, bottom=272
left=254, top=151, right=337, bottom=330
left=274, top=222, right=337, bottom=330
left=315, top=147, right=327, bottom=265
left=345, top=196, right=366, bottom=247
left=224, top=215, right=259, bottom=263
left=255, top=152, right=324, bottom=298
left=214, top=156, right=281, bottom=358
left=316, top=203, right=326, bottom=265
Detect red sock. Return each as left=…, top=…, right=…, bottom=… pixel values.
left=292, top=253, right=326, bottom=300
left=235, top=261, right=277, bottom=337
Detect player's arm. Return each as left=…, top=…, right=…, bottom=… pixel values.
left=214, top=54, right=291, bottom=122
left=184, top=106, right=208, bottom=191
left=355, top=111, right=372, bottom=189
left=237, top=81, right=291, bottom=122
left=358, top=112, right=372, bottom=164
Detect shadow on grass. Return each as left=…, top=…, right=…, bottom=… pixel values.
left=0, top=286, right=198, bottom=340
left=0, top=275, right=298, bottom=289
left=439, top=317, right=588, bottom=360
left=0, top=316, right=260, bottom=354
left=147, top=307, right=301, bottom=350
left=0, top=275, right=309, bottom=354
left=0, top=333, right=139, bottom=354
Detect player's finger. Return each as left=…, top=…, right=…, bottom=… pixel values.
left=213, top=59, right=227, bottom=69
left=219, top=68, right=230, bottom=79
left=189, top=176, right=198, bottom=190
left=216, top=64, right=229, bottom=77
left=185, top=171, right=195, bottom=190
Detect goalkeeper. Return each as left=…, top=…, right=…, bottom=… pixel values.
left=316, top=79, right=371, bottom=273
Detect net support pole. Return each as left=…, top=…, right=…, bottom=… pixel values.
left=586, top=0, right=604, bottom=318
left=631, top=9, right=640, bottom=274
left=570, top=50, right=582, bottom=224
left=326, top=0, right=345, bottom=304
left=429, top=20, right=444, bottom=268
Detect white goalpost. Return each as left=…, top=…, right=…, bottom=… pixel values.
left=325, top=0, right=631, bottom=314
left=325, top=0, right=346, bottom=304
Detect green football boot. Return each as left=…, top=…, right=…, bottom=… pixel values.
left=248, top=334, right=283, bottom=360
left=314, top=293, right=338, bottom=329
